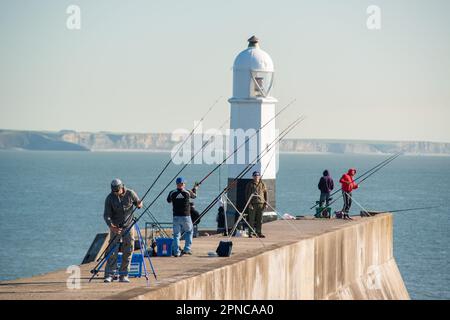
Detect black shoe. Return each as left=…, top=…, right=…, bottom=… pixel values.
left=181, top=250, right=192, bottom=256
left=257, top=233, right=266, bottom=238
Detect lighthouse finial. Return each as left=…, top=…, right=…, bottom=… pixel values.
left=248, top=35, right=259, bottom=48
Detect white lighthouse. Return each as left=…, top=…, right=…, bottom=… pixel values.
left=227, top=36, right=277, bottom=221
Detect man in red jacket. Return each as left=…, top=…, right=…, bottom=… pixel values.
left=339, top=168, right=358, bottom=219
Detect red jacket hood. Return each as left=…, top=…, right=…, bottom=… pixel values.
left=348, top=168, right=356, bottom=176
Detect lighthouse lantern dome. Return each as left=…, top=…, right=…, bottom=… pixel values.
left=232, top=36, right=274, bottom=99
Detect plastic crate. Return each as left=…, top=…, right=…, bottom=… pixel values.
left=315, top=206, right=332, bottom=218
left=156, top=237, right=173, bottom=257
left=117, top=252, right=143, bottom=277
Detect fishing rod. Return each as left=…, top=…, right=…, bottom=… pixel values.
left=358, top=206, right=441, bottom=216
left=165, top=98, right=295, bottom=236
left=223, top=127, right=280, bottom=240
left=315, top=153, right=402, bottom=214
left=197, top=99, right=297, bottom=185
left=148, top=97, right=295, bottom=237
left=138, top=117, right=230, bottom=223
left=89, top=141, right=214, bottom=279
left=191, top=115, right=306, bottom=227
left=310, top=152, right=402, bottom=210
left=141, top=117, right=230, bottom=235
left=138, top=96, right=221, bottom=203
left=192, top=115, right=305, bottom=226
left=91, top=101, right=295, bottom=279
left=355, top=153, right=402, bottom=185
left=89, top=118, right=229, bottom=279
left=100, top=97, right=221, bottom=235
left=241, top=135, right=307, bottom=237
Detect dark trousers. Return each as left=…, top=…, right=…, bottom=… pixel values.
left=342, top=191, right=352, bottom=213
left=248, top=203, right=264, bottom=235
left=319, top=192, right=331, bottom=207
left=190, top=208, right=200, bottom=238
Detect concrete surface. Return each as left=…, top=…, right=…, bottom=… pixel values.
left=0, top=213, right=409, bottom=300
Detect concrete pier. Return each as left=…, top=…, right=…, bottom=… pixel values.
left=0, top=213, right=409, bottom=300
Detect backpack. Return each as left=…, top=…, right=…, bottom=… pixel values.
left=216, top=240, right=233, bottom=257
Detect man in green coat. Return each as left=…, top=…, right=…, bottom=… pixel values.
left=244, top=171, right=268, bottom=238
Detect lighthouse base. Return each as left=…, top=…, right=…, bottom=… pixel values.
left=226, top=178, right=276, bottom=214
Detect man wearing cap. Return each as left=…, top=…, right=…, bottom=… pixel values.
left=244, top=171, right=268, bottom=238
left=167, top=177, right=199, bottom=257
left=103, top=178, right=143, bottom=283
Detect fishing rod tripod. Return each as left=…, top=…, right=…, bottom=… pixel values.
left=90, top=220, right=157, bottom=285
left=224, top=193, right=265, bottom=243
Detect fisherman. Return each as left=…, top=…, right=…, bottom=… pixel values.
left=339, top=168, right=359, bottom=219
left=244, top=171, right=268, bottom=238
left=103, top=178, right=143, bottom=283
left=318, top=169, right=334, bottom=207
left=167, top=177, right=198, bottom=257
left=216, top=198, right=226, bottom=235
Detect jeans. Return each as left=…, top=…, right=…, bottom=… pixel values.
left=172, top=215, right=193, bottom=255
left=319, top=192, right=331, bottom=207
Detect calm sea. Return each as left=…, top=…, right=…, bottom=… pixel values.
left=0, top=151, right=448, bottom=299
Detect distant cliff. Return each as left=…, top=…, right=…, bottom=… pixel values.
left=0, top=130, right=89, bottom=151
left=1, top=129, right=449, bottom=155
left=279, top=139, right=450, bottom=155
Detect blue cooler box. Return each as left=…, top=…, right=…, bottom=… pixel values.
left=156, top=238, right=173, bottom=257
left=117, top=252, right=143, bottom=277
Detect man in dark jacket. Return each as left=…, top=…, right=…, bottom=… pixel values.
left=167, top=177, right=198, bottom=257
left=318, top=170, right=334, bottom=207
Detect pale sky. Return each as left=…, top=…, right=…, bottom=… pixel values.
left=0, top=0, right=449, bottom=142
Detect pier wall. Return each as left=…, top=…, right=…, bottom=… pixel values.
left=121, top=214, right=409, bottom=300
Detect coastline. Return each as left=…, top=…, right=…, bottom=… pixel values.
left=1, top=149, right=449, bottom=157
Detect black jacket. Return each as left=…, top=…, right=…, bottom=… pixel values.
left=167, top=188, right=197, bottom=216
left=318, top=170, right=334, bottom=193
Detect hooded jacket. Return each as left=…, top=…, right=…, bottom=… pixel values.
left=339, top=168, right=359, bottom=193
left=318, top=170, right=334, bottom=193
